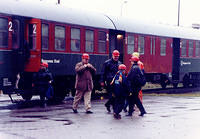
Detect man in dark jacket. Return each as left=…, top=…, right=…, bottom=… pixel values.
left=100, top=50, right=121, bottom=112
left=72, top=53, right=96, bottom=114
left=33, top=62, right=53, bottom=107
left=127, top=56, right=146, bottom=116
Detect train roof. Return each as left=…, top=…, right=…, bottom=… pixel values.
left=0, top=0, right=115, bottom=29
left=110, top=16, right=200, bottom=40
left=1, top=0, right=200, bottom=40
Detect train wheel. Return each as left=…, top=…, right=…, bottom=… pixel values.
left=21, top=94, right=32, bottom=101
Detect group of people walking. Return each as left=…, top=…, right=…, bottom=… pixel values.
left=33, top=50, right=146, bottom=119
left=72, top=50, right=146, bottom=119
left=100, top=50, right=146, bottom=119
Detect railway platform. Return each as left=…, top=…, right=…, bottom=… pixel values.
left=0, top=90, right=200, bottom=139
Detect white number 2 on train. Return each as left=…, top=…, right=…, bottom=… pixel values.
left=8, top=21, right=13, bottom=32
left=33, top=24, right=37, bottom=34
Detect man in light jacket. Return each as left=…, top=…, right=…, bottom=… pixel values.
left=72, top=53, right=96, bottom=114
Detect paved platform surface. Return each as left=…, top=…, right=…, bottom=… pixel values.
left=0, top=93, right=199, bottom=139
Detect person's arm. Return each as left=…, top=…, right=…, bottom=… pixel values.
left=75, top=62, right=87, bottom=74
left=87, top=63, right=96, bottom=74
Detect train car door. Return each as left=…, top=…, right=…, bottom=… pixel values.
left=24, top=19, right=41, bottom=72
left=172, top=38, right=180, bottom=83
left=109, top=29, right=125, bottom=63
left=11, top=16, right=26, bottom=73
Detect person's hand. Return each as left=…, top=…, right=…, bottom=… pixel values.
left=86, top=63, right=92, bottom=68
left=84, top=64, right=87, bottom=68
left=100, top=82, right=104, bottom=87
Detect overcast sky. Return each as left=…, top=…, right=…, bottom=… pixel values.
left=22, top=0, right=200, bottom=27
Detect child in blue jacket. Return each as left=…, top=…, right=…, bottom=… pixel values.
left=110, top=64, right=130, bottom=119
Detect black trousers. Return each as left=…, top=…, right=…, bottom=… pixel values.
left=105, top=84, right=114, bottom=108
left=128, top=93, right=145, bottom=115
left=37, top=86, right=48, bottom=105
left=113, top=96, right=125, bottom=114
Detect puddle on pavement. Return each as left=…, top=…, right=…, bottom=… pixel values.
left=51, top=118, right=73, bottom=125
left=190, top=108, right=200, bottom=111
left=160, top=115, right=170, bottom=117
left=15, top=115, right=46, bottom=118
left=63, top=120, right=73, bottom=125
left=28, top=128, right=38, bottom=130
left=7, top=120, right=36, bottom=123
left=173, top=106, right=187, bottom=109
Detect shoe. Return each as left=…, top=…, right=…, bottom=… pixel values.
left=105, top=104, right=111, bottom=113
left=113, top=113, right=121, bottom=119
left=139, top=111, right=147, bottom=116
left=72, top=109, right=78, bottom=113
left=118, top=114, right=121, bottom=119
left=86, top=111, right=93, bottom=114
left=113, top=113, right=118, bottom=119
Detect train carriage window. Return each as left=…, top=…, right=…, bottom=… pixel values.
left=28, top=24, right=37, bottom=50
left=85, top=30, right=94, bottom=52
left=98, top=31, right=106, bottom=53
left=160, top=38, right=166, bottom=56
left=188, top=41, right=193, bottom=57
left=55, top=26, right=65, bottom=51
left=127, top=35, right=134, bottom=54
left=0, top=18, right=8, bottom=48
left=12, top=19, right=20, bottom=49
left=181, top=40, right=186, bottom=56
left=71, top=28, right=80, bottom=52
left=195, top=41, right=200, bottom=57
left=42, top=24, right=49, bottom=50
left=138, top=36, right=144, bottom=54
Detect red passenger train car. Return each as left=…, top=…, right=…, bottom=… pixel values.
left=1, top=0, right=200, bottom=101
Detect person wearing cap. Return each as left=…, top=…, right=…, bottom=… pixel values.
left=32, top=62, right=53, bottom=107
left=72, top=53, right=96, bottom=114
left=100, top=50, right=122, bottom=112
left=110, top=64, right=130, bottom=119
left=132, top=52, right=144, bottom=72
left=127, top=56, right=146, bottom=116
left=132, top=52, right=144, bottom=102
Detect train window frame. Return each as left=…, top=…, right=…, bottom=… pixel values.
left=195, top=41, right=200, bottom=57
left=98, top=31, right=106, bottom=53
left=138, top=35, right=145, bottom=55
left=188, top=40, right=193, bottom=57
left=127, top=34, right=134, bottom=54
left=42, top=23, right=49, bottom=50
left=28, top=24, right=37, bottom=50
left=0, top=17, right=8, bottom=48
left=85, top=29, right=94, bottom=53
left=181, top=40, right=187, bottom=57
left=55, top=25, right=66, bottom=51
left=71, top=28, right=80, bottom=52
left=160, top=38, right=166, bottom=56
left=12, top=19, right=20, bottom=49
